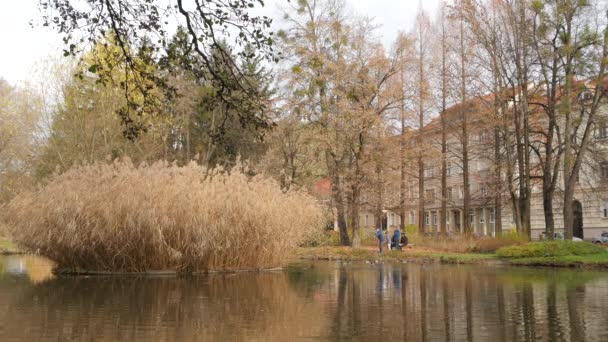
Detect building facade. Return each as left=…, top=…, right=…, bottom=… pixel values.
left=356, top=88, right=608, bottom=241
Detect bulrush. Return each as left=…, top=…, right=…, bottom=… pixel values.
left=1, top=160, right=324, bottom=273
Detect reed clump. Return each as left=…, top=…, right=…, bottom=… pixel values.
left=1, top=160, right=324, bottom=272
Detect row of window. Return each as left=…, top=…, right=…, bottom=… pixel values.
left=424, top=161, right=491, bottom=178
left=412, top=185, right=490, bottom=200
left=411, top=208, right=496, bottom=225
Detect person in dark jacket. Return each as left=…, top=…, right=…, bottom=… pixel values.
left=375, top=227, right=384, bottom=253
left=392, top=228, right=402, bottom=250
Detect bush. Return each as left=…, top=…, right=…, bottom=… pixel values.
left=496, top=240, right=606, bottom=258
left=1, top=160, right=324, bottom=272
left=304, top=230, right=341, bottom=247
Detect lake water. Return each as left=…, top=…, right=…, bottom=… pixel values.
left=1, top=255, right=607, bottom=341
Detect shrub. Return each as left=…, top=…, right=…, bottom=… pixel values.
left=303, top=230, right=341, bottom=247
left=1, top=160, right=324, bottom=272
left=359, top=229, right=379, bottom=247
left=496, top=241, right=606, bottom=258
left=405, top=224, right=418, bottom=238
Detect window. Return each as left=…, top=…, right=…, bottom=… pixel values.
left=410, top=210, right=415, bottom=224
left=424, top=166, right=434, bottom=178
left=478, top=161, right=489, bottom=172
left=446, top=211, right=451, bottom=223
left=479, top=210, right=485, bottom=224
left=447, top=187, right=453, bottom=201
left=365, top=214, right=369, bottom=226
left=469, top=210, right=475, bottom=224
left=458, top=186, right=464, bottom=199
left=480, top=185, right=488, bottom=198
left=447, top=162, right=453, bottom=176
left=425, top=212, right=430, bottom=226
left=489, top=208, right=495, bottom=223
left=602, top=201, right=608, bottom=218
left=432, top=212, right=438, bottom=225
left=479, top=130, right=493, bottom=144
left=599, top=122, right=608, bottom=139
left=601, top=162, right=608, bottom=180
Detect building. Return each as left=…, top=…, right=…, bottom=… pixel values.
left=356, top=84, right=608, bottom=240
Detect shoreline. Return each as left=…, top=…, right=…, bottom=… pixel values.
left=296, top=246, right=608, bottom=270
left=3, top=242, right=608, bottom=274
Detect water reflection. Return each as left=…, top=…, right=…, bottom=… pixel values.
left=1, top=256, right=608, bottom=341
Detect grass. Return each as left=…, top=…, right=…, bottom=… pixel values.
left=411, top=230, right=525, bottom=253
left=297, top=239, right=608, bottom=269
left=0, top=237, right=19, bottom=254
left=0, top=160, right=324, bottom=272
left=296, top=246, right=497, bottom=265
left=496, top=240, right=605, bottom=258
left=508, top=253, right=608, bottom=268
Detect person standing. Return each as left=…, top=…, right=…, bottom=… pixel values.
left=376, top=227, right=384, bottom=253
left=392, top=228, right=402, bottom=251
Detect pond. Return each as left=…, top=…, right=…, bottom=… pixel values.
left=1, top=255, right=607, bottom=341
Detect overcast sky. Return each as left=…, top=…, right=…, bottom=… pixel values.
left=0, top=0, right=439, bottom=85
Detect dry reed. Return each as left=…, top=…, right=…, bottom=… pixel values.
left=1, top=160, right=324, bottom=272
left=413, top=234, right=524, bottom=253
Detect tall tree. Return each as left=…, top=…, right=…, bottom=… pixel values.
left=413, top=7, right=434, bottom=234
left=546, top=0, right=608, bottom=239
left=38, top=0, right=277, bottom=141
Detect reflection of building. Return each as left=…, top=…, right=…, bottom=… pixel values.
left=355, top=87, right=608, bottom=240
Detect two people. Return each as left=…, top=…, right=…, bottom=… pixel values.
left=376, top=227, right=402, bottom=253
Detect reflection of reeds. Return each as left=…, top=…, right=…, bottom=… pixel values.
left=22, top=255, right=55, bottom=284
left=1, top=272, right=330, bottom=341
left=2, top=160, right=324, bottom=272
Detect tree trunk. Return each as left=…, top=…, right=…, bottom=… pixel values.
left=328, top=149, right=349, bottom=245
left=333, top=178, right=350, bottom=246
left=418, top=156, right=425, bottom=234
left=459, top=19, right=471, bottom=235
left=543, top=191, right=555, bottom=240
left=349, top=183, right=361, bottom=248
left=440, top=11, right=448, bottom=237
left=399, top=52, right=407, bottom=232
left=494, top=127, right=503, bottom=236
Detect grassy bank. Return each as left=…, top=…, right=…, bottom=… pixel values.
left=297, top=240, right=608, bottom=269
left=0, top=237, right=20, bottom=254
left=296, top=246, right=498, bottom=265
left=496, top=240, right=608, bottom=268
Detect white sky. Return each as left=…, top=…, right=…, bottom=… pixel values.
left=0, top=0, right=439, bottom=85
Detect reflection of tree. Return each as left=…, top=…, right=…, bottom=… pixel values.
left=567, top=286, right=585, bottom=342
left=402, top=267, right=409, bottom=341
left=465, top=273, right=473, bottom=342
left=546, top=283, right=562, bottom=342
left=522, top=282, right=536, bottom=341
left=329, top=265, right=348, bottom=341
left=420, top=268, right=427, bottom=342
left=496, top=283, right=507, bottom=342
left=442, top=277, right=452, bottom=342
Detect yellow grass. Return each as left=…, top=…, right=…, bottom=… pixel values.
left=412, top=234, right=525, bottom=254
left=1, top=160, right=324, bottom=272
